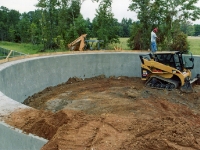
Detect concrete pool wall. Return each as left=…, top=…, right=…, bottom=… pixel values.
left=0, top=52, right=200, bottom=150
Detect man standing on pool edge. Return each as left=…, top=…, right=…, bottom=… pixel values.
left=151, top=27, right=159, bottom=54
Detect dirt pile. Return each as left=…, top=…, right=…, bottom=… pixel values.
left=4, top=76, right=200, bottom=150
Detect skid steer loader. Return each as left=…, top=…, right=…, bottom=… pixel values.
left=139, top=51, right=200, bottom=92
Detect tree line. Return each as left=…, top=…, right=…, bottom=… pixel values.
left=0, top=1, right=133, bottom=51
left=0, top=0, right=200, bottom=51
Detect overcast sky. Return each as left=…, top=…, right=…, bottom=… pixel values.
left=1, top=0, right=200, bottom=23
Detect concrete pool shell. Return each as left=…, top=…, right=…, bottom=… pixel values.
left=0, top=52, right=200, bottom=150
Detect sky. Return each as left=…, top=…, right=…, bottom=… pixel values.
left=1, top=0, right=200, bottom=24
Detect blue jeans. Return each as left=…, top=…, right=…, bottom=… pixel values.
left=151, top=42, right=157, bottom=53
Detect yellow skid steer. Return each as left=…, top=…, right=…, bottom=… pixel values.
left=139, top=51, right=200, bottom=92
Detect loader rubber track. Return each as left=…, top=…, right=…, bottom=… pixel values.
left=145, top=75, right=179, bottom=90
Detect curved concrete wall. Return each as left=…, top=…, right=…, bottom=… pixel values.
left=0, top=52, right=142, bottom=102
left=0, top=52, right=200, bottom=150
left=192, top=55, right=200, bottom=78
left=0, top=122, right=48, bottom=150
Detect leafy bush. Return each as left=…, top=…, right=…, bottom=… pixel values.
left=169, top=32, right=189, bottom=52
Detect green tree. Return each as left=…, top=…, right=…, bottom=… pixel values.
left=8, top=25, right=16, bottom=42
left=69, top=14, right=89, bottom=36
left=64, top=0, right=82, bottom=44
left=194, top=24, right=200, bottom=36
left=0, top=6, right=9, bottom=41
left=170, top=31, right=189, bottom=51
left=0, top=6, right=43, bottom=43
left=85, top=18, right=93, bottom=38
left=66, top=14, right=91, bottom=50
left=27, top=10, right=43, bottom=44
left=37, top=0, right=60, bottom=50
left=120, top=18, right=133, bottom=37
left=127, top=21, right=143, bottom=50
left=37, top=0, right=83, bottom=50
left=30, top=23, right=39, bottom=44
left=17, top=13, right=31, bottom=43
left=5, top=9, right=20, bottom=42
left=128, top=0, right=200, bottom=51
left=180, top=21, right=195, bottom=36
left=92, top=0, right=119, bottom=48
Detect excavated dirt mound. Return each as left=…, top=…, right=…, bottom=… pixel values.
left=4, top=76, right=200, bottom=150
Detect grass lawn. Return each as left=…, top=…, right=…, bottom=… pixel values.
left=187, top=36, right=200, bottom=55
left=0, top=42, right=42, bottom=54
left=111, top=37, right=200, bottom=54
left=0, top=36, right=200, bottom=55
left=111, top=38, right=130, bottom=50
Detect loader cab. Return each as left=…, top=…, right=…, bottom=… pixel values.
left=154, top=51, right=194, bottom=71
left=182, top=51, right=194, bottom=70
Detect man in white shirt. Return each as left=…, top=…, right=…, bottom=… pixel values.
left=151, top=28, right=158, bottom=53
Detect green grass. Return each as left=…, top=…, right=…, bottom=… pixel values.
left=0, top=37, right=200, bottom=55
left=111, top=38, right=130, bottom=50
left=187, top=36, right=200, bottom=55
left=88, top=38, right=130, bottom=50
left=115, top=37, right=200, bottom=54
left=0, top=41, right=43, bottom=54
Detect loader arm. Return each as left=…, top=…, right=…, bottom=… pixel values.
left=68, top=34, right=87, bottom=51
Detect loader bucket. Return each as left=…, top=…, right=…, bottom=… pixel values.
left=180, top=81, right=193, bottom=93
left=180, top=74, right=200, bottom=93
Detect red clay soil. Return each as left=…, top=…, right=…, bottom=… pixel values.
left=4, top=76, right=200, bottom=150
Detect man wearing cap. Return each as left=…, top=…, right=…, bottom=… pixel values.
left=151, top=27, right=158, bottom=54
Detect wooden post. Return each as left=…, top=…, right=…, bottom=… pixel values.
left=6, top=50, right=13, bottom=60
